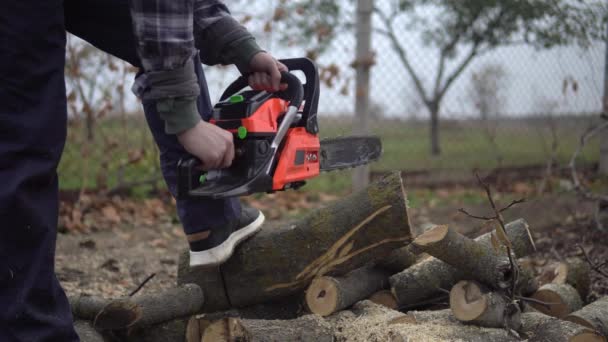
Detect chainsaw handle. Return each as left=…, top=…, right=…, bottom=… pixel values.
left=220, top=72, right=304, bottom=110
left=220, top=58, right=319, bottom=134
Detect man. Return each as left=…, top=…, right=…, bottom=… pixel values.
left=65, top=0, right=285, bottom=268
left=1, top=0, right=283, bottom=340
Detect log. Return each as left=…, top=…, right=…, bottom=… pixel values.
left=449, top=280, right=521, bottom=329
left=374, top=246, right=417, bottom=273
left=70, top=284, right=204, bottom=331
left=528, top=317, right=605, bottom=342
left=305, top=266, right=390, bottom=316
left=179, top=173, right=412, bottom=311
left=565, top=297, right=608, bottom=337
left=374, top=222, right=437, bottom=273
left=200, top=315, right=334, bottom=342
left=74, top=320, right=104, bottom=342
left=368, top=290, right=398, bottom=310
left=530, top=283, right=583, bottom=318
left=390, top=219, right=534, bottom=307
left=70, top=294, right=111, bottom=321
left=553, top=258, right=591, bottom=300
left=517, top=261, right=540, bottom=296
left=410, top=225, right=514, bottom=290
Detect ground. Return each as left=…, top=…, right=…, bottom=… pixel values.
left=56, top=178, right=608, bottom=302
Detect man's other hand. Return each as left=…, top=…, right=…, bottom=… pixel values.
left=177, top=120, right=234, bottom=170
left=248, top=52, right=288, bottom=92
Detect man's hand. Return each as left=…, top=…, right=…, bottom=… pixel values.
left=177, top=120, right=234, bottom=170
left=248, top=52, right=288, bottom=92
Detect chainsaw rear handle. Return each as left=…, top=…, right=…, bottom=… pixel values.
left=220, top=57, right=319, bottom=134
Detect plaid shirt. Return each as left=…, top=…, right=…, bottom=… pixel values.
left=129, top=0, right=236, bottom=99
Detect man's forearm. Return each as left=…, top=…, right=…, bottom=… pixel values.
left=129, top=0, right=201, bottom=134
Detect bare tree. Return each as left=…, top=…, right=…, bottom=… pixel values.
left=468, top=63, right=507, bottom=167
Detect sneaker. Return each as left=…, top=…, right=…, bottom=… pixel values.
left=188, top=207, right=264, bottom=267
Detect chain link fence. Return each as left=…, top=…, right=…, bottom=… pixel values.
left=60, top=0, right=606, bottom=192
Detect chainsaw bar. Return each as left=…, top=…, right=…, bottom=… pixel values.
left=319, top=136, right=382, bottom=172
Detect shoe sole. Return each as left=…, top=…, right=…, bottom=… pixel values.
left=189, top=211, right=265, bottom=268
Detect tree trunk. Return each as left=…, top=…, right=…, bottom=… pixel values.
left=449, top=280, right=521, bottom=329
left=429, top=101, right=441, bottom=156
left=565, top=296, right=608, bottom=337
left=390, top=219, right=534, bottom=307
left=409, top=225, right=514, bottom=290
left=178, top=173, right=412, bottom=311
left=200, top=316, right=334, bottom=342
left=305, top=266, right=390, bottom=316
left=530, top=283, right=583, bottom=318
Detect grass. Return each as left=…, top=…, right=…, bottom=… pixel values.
left=58, top=114, right=601, bottom=196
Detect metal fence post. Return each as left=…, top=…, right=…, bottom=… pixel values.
left=352, top=0, right=374, bottom=190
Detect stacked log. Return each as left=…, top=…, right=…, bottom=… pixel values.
left=530, top=283, right=583, bottom=318
left=449, top=280, right=521, bottom=329
left=390, top=219, right=535, bottom=307
left=565, top=297, right=608, bottom=337
left=305, top=266, right=390, bottom=316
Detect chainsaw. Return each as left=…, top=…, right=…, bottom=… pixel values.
left=177, top=58, right=382, bottom=199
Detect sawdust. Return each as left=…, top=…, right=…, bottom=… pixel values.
left=328, top=301, right=515, bottom=342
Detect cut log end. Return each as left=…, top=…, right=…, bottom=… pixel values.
left=306, top=277, right=339, bottom=316
left=368, top=290, right=398, bottom=310
left=531, top=283, right=583, bottom=318
left=412, top=225, right=449, bottom=247
left=450, top=281, right=488, bottom=322
left=201, top=318, right=243, bottom=342
left=93, top=299, right=141, bottom=330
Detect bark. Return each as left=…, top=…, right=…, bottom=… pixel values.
left=390, top=219, right=534, bottom=307
left=517, top=261, right=540, bottom=296
left=178, top=173, right=412, bottom=311
left=74, top=320, right=104, bottom=342
left=450, top=280, right=521, bottom=329
left=368, top=290, right=398, bottom=310
left=553, top=258, right=591, bottom=300
left=70, top=284, right=203, bottom=331
left=374, top=222, right=436, bottom=273
left=305, top=266, right=390, bottom=316
left=410, top=225, right=514, bottom=290
left=531, top=283, right=583, bottom=318
left=565, top=296, right=608, bottom=337
left=374, top=245, right=417, bottom=273
left=528, top=317, right=605, bottom=342
left=200, top=315, right=334, bottom=342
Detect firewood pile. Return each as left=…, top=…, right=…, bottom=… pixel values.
left=69, top=173, right=608, bottom=342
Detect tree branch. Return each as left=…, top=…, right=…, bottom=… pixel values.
left=373, top=6, right=429, bottom=104
left=437, top=42, right=480, bottom=101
